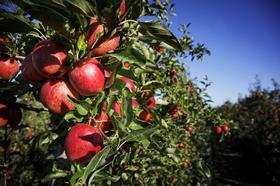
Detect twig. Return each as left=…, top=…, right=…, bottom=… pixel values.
left=16, top=103, right=48, bottom=112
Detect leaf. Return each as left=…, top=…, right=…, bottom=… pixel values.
left=76, top=104, right=89, bottom=116
left=42, top=172, right=68, bottom=182
left=142, top=81, right=163, bottom=90
left=106, top=47, right=147, bottom=65
left=63, top=0, right=95, bottom=16
left=0, top=12, right=34, bottom=33
left=139, top=22, right=182, bottom=51
left=81, top=145, right=111, bottom=183
left=126, top=128, right=156, bottom=143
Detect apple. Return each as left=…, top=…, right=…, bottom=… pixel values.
left=87, top=18, right=105, bottom=47
left=40, top=79, right=79, bottom=115
left=132, top=100, right=140, bottom=108
left=7, top=104, right=22, bottom=128
left=89, top=34, right=120, bottom=56
left=178, top=142, right=184, bottom=148
left=104, top=69, right=111, bottom=78
left=32, top=40, right=68, bottom=77
left=139, top=110, right=152, bottom=122
left=65, top=124, right=103, bottom=164
left=187, top=126, right=193, bottom=133
left=91, top=111, right=113, bottom=132
left=146, top=97, right=156, bottom=109
left=21, top=53, right=45, bottom=82
left=171, top=177, right=177, bottom=184
left=120, top=76, right=136, bottom=93
left=170, top=105, right=180, bottom=118
left=123, top=62, right=130, bottom=68
left=215, top=126, right=222, bottom=134
left=69, top=58, right=105, bottom=96
left=222, top=124, right=230, bottom=133
left=170, top=67, right=176, bottom=76
left=0, top=55, right=19, bottom=80
left=0, top=103, right=9, bottom=127
left=183, top=161, right=192, bottom=168
left=112, top=102, right=121, bottom=116
left=155, top=46, right=164, bottom=53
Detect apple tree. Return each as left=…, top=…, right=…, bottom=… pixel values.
left=0, top=0, right=234, bottom=185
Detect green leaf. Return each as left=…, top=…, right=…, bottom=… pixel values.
left=42, top=172, right=68, bottom=182
left=0, top=12, right=34, bottom=33
left=63, top=0, right=95, bottom=16
left=142, top=80, right=163, bottom=90
left=126, top=128, right=156, bottom=143
left=77, top=34, right=87, bottom=51
left=81, top=145, right=111, bottom=183
left=106, top=47, right=147, bottom=66
left=76, top=104, right=89, bottom=116
left=139, top=22, right=183, bottom=51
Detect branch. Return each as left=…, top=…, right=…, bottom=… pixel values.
left=16, top=103, right=48, bottom=112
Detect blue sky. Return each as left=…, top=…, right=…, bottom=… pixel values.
left=168, top=0, right=280, bottom=106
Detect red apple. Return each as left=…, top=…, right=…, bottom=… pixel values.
left=123, top=62, right=130, bottom=68
left=132, top=100, right=140, bottom=108
left=178, top=142, right=184, bottom=148
left=215, top=126, right=223, bottom=134
left=40, top=79, right=79, bottom=114
left=69, top=58, right=105, bottom=96
left=0, top=103, right=9, bottom=127
left=170, top=105, right=180, bottom=118
left=0, top=55, right=19, bottom=80
left=120, top=76, right=136, bottom=93
left=183, top=161, right=192, bottom=168
left=171, top=177, right=177, bottom=184
left=87, top=18, right=105, bottom=47
left=146, top=97, right=156, bottom=109
left=104, top=69, right=111, bottom=78
left=21, top=53, right=45, bottom=82
left=170, top=67, right=176, bottom=76
left=112, top=102, right=121, bottom=116
left=155, top=46, right=164, bottom=53
left=92, top=111, right=113, bottom=132
left=222, top=124, right=230, bottom=133
left=89, top=34, right=120, bottom=56
left=187, top=126, right=193, bottom=133
left=139, top=110, right=152, bottom=122
left=65, top=124, right=103, bottom=164
left=32, top=40, right=68, bottom=77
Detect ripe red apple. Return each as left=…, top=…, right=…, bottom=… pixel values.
left=0, top=103, right=9, bottom=127
left=215, top=126, right=223, bottom=134
left=132, top=100, right=140, bottom=108
left=170, top=67, right=176, bottom=76
left=40, top=79, right=79, bottom=114
left=7, top=104, right=22, bottom=128
left=92, top=111, right=113, bottom=132
left=65, top=124, right=103, bottom=164
left=69, top=58, right=105, bottom=96
left=171, top=177, right=177, bottom=184
left=87, top=18, right=105, bottom=47
left=104, top=69, right=111, bottom=78
left=0, top=55, right=19, bottom=80
left=155, top=46, right=164, bottom=53
left=21, top=53, right=45, bottom=82
left=222, top=124, right=230, bottom=133
left=170, top=105, right=180, bottom=118
left=183, top=161, right=192, bottom=168
left=139, top=110, right=152, bottom=122
left=120, top=76, right=136, bottom=93
left=187, top=126, right=193, bottom=133
left=146, top=97, right=156, bottom=109
left=112, top=102, right=121, bottom=116
left=178, top=142, right=184, bottom=148
left=89, top=34, right=120, bottom=56
left=123, top=62, right=130, bottom=68
left=32, top=40, right=68, bottom=77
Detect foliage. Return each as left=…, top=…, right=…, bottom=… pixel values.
left=0, top=0, right=232, bottom=185
left=214, top=79, right=280, bottom=185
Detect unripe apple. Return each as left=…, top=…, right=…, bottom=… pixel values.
left=0, top=103, right=9, bottom=127
left=92, top=111, right=113, bottom=132
left=69, top=58, right=105, bottom=96
left=40, top=79, right=79, bottom=115
left=65, top=124, right=103, bottom=164
left=215, top=126, right=223, bottom=134
left=32, top=40, right=68, bottom=77
left=21, top=53, right=45, bottom=82
left=222, top=124, right=230, bottom=133
left=89, top=34, right=120, bottom=56
left=120, top=76, right=136, bottom=93
left=178, top=142, right=184, bottom=148
left=0, top=55, right=19, bottom=80
left=139, top=110, right=152, bottom=122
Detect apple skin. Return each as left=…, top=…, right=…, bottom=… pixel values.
left=65, top=124, right=103, bottom=164
left=132, top=100, right=140, bottom=108
left=21, top=53, right=45, bottom=82
left=178, top=142, right=184, bottom=148
left=32, top=40, right=68, bottom=77
left=69, top=58, right=105, bottom=96
left=215, top=126, right=223, bottom=134
left=119, top=0, right=126, bottom=16
left=170, top=67, right=176, bottom=76
left=92, top=111, right=113, bottom=132
left=222, top=124, right=230, bottom=132
left=87, top=19, right=105, bottom=47
left=112, top=102, right=121, bottom=116
left=120, top=76, right=136, bottom=93
left=0, top=103, right=9, bottom=127
left=0, top=55, right=19, bottom=80
left=139, top=110, right=152, bottom=122
left=146, top=97, right=156, bottom=109
left=187, top=126, right=193, bottom=133
left=89, top=34, right=120, bottom=56
left=40, top=79, right=79, bottom=115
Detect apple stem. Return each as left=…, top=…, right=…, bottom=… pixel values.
left=91, top=118, right=112, bottom=143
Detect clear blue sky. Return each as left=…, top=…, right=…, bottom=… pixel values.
left=169, top=0, right=280, bottom=106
